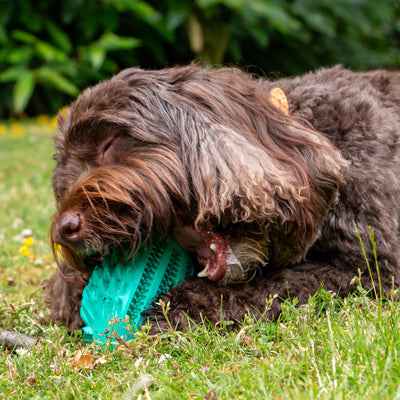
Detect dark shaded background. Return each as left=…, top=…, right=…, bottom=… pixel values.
left=1, top=0, right=399, bottom=118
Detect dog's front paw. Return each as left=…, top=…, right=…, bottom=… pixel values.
left=47, top=261, right=90, bottom=330
left=143, top=277, right=282, bottom=333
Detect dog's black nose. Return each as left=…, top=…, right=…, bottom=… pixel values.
left=54, top=212, right=84, bottom=246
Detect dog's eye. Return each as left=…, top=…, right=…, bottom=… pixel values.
left=102, top=140, right=113, bottom=155
left=101, top=133, right=133, bottom=163
left=101, top=137, right=118, bottom=163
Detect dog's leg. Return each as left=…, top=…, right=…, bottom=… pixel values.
left=145, top=261, right=395, bottom=333
left=47, top=261, right=89, bottom=330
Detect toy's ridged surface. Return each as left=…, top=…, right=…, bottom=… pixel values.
left=80, top=237, right=194, bottom=344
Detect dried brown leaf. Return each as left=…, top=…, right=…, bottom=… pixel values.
left=72, top=349, right=95, bottom=369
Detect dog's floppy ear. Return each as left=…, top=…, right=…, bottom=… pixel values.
left=160, top=66, right=349, bottom=266
left=180, top=111, right=348, bottom=266
left=240, top=109, right=349, bottom=266
left=263, top=116, right=349, bottom=266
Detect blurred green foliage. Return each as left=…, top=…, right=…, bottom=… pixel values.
left=1, top=0, right=400, bottom=117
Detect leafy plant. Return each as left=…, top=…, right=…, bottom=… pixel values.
left=0, top=0, right=144, bottom=116
left=0, top=0, right=400, bottom=117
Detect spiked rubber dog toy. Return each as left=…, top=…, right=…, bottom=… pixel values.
left=80, top=236, right=193, bottom=344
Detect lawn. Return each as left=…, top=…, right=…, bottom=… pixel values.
left=1, top=119, right=400, bottom=399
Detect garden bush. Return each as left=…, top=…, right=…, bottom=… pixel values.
left=0, top=0, right=399, bottom=118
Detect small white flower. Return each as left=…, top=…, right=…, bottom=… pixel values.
left=15, top=347, right=30, bottom=357
left=157, top=354, right=171, bottom=364
left=20, top=229, right=33, bottom=238
left=134, top=357, right=145, bottom=367
left=12, top=218, right=23, bottom=229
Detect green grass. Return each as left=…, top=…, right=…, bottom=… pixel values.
left=1, top=120, right=400, bottom=399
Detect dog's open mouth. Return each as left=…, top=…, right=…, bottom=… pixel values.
left=53, top=214, right=247, bottom=282
left=196, top=230, right=244, bottom=282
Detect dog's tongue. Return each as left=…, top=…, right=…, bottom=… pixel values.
left=196, top=230, right=231, bottom=282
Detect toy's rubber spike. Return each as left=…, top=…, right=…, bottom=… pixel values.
left=80, top=236, right=194, bottom=344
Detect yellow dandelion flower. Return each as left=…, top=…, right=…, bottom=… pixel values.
left=53, top=243, right=62, bottom=252
left=0, top=125, right=7, bottom=135
left=10, top=123, right=26, bottom=138
left=19, top=245, right=30, bottom=257
left=36, top=115, right=50, bottom=124
left=53, top=243, right=63, bottom=256
left=23, top=237, right=34, bottom=247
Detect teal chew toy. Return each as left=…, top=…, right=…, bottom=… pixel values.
left=80, top=236, right=194, bottom=344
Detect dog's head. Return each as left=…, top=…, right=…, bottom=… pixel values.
left=51, top=64, right=348, bottom=273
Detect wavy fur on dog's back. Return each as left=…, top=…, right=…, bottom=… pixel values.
left=48, top=65, right=400, bottom=331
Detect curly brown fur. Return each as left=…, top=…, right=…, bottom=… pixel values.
left=47, top=261, right=89, bottom=330
left=48, top=64, right=400, bottom=331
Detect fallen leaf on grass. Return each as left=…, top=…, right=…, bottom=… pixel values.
left=70, top=350, right=107, bottom=370
left=72, top=349, right=95, bottom=369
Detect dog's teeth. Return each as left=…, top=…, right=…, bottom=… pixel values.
left=197, top=262, right=209, bottom=278
left=197, top=268, right=208, bottom=278
left=210, top=244, right=217, bottom=253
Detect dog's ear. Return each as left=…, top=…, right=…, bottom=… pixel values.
left=262, top=117, right=349, bottom=266
left=182, top=116, right=348, bottom=266
left=161, top=66, right=349, bottom=265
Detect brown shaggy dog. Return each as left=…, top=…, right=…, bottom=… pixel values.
left=48, top=64, right=400, bottom=332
